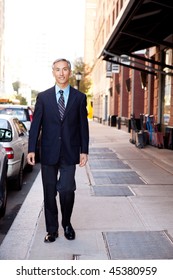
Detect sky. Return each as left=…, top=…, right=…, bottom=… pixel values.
left=5, top=0, right=86, bottom=91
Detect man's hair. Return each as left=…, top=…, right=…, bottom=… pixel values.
left=52, top=58, right=71, bottom=70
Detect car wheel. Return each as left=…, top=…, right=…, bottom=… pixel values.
left=15, top=160, right=24, bottom=191
left=0, top=175, right=7, bottom=218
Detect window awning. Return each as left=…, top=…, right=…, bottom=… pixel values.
left=101, top=0, right=173, bottom=73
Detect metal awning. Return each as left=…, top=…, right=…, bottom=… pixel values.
left=101, top=0, right=173, bottom=73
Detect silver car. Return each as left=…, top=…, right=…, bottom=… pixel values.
left=0, top=143, right=8, bottom=218
left=0, top=104, right=33, bottom=131
left=0, top=104, right=40, bottom=162
left=0, top=114, right=32, bottom=190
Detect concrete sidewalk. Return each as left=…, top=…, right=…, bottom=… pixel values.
left=1, top=120, right=173, bottom=260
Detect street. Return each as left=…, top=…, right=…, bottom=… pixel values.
left=0, top=163, right=40, bottom=245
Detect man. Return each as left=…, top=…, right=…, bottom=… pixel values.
left=27, top=58, right=89, bottom=243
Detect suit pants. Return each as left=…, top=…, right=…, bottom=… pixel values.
left=41, top=159, right=76, bottom=233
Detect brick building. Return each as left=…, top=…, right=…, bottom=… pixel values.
left=84, top=0, right=173, bottom=142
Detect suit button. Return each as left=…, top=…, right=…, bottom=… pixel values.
left=59, top=137, right=61, bottom=140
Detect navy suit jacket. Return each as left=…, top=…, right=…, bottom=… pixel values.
left=28, top=85, right=89, bottom=165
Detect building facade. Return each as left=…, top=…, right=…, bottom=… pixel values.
left=85, top=0, right=173, bottom=140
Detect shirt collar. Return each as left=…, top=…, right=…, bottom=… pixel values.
left=55, top=84, right=70, bottom=96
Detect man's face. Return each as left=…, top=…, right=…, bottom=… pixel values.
left=52, top=60, right=71, bottom=88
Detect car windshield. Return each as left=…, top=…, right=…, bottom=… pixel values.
left=0, top=108, right=27, bottom=122
left=0, top=119, right=12, bottom=130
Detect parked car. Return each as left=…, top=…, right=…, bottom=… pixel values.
left=0, top=104, right=40, bottom=162
left=0, top=104, right=33, bottom=131
left=0, top=114, right=32, bottom=190
left=0, top=143, right=8, bottom=218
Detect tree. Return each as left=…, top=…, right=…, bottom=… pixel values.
left=31, top=90, right=39, bottom=105
left=70, top=58, right=93, bottom=119
left=12, top=81, right=20, bottom=94
left=14, top=93, right=27, bottom=105
left=69, top=57, right=92, bottom=95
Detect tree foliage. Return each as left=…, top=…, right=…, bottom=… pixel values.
left=14, top=93, right=27, bottom=105
left=69, top=57, right=92, bottom=96
left=12, top=81, right=20, bottom=93
left=31, top=90, right=39, bottom=105
left=12, top=81, right=27, bottom=104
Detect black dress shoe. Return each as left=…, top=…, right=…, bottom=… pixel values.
left=44, top=232, right=59, bottom=243
left=64, top=225, right=75, bottom=240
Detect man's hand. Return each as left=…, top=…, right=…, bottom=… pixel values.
left=79, top=153, right=88, bottom=167
left=27, top=152, right=36, bottom=166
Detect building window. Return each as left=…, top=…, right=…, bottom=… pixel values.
left=112, top=8, right=115, bottom=25
left=163, top=49, right=172, bottom=125
left=116, top=1, right=119, bottom=17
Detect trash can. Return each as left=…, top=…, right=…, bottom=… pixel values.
left=128, top=118, right=141, bottom=132
left=108, top=115, right=111, bottom=126
left=117, top=117, right=121, bottom=129
left=165, top=126, right=173, bottom=149
left=127, top=119, right=131, bottom=133
left=110, top=115, right=117, bottom=127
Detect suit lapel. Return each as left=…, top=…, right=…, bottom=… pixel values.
left=49, top=86, right=61, bottom=119
left=48, top=86, right=77, bottom=121
left=63, top=86, right=77, bottom=120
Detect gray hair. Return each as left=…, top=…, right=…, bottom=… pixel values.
left=52, top=58, right=71, bottom=70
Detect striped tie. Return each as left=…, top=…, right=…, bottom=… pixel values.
left=58, top=90, right=65, bottom=120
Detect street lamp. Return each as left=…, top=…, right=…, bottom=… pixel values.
left=75, top=72, right=82, bottom=90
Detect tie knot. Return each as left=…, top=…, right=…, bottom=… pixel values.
left=59, top=90, right=64, bottom=96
